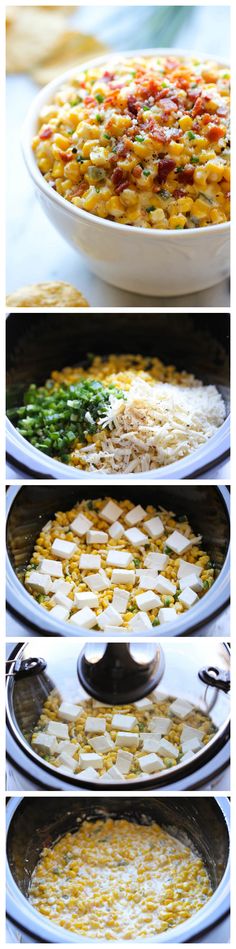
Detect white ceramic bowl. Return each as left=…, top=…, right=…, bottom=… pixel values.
left=21, top=48, right=230, bottom=297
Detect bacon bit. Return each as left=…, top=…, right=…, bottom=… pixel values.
left=58, top=150, right=73, bottom=162
left=111, top=167, right=129, bottom=193
left=207, top=124, right=225, bottom=142
left=159, top=97, right=178, bottom=112
left=115, top=141, right=129, bottom=159
left=173, top=188, right=185, bottom=198
left=200, top=113, right=211, bottom=125
left=102, top=70, right=115, bottom=81
left=72, top=182, right=87, bottom=196
left=176, top=165, right=194, bottom=185
left=133, top=165, right=142, bottom=178
left=156, top=158, right=176, bottom=184
left=39, top=126, right=52, bottom=140
left=192, top=95, right=213, bottom=117
left=116, top=178, right=130, bottom=194
left=84, top=95, right=96, bottom=106
left=127, top=95, right=139, bottom=116
left=147, top=119, right=166, bottom=143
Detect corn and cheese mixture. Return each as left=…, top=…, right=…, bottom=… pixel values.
left=11, top=354, right=226, bottom=472
left=29, top=818, right=213, bottom=938
left=31, top=686, right=216, bottom=782
left=24, top=496, right=215, bottom=631
left=32, top=55, right=230, bottom=229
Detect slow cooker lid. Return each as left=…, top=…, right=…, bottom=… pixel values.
left=6, top=640, right=230, bottom=782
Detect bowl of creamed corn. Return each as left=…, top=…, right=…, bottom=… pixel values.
left=22, top=49, right=230, bottom=295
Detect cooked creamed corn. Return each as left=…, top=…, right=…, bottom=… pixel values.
left=24, top=495, right=215, bottom=628
left=31, top=688, right=216, bottom=781
left=29, top=818, right=213, bottom=938
left=33, top=55, right=230, bottom=229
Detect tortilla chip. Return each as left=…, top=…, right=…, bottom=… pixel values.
left=6, top=281, right=89, bottom=308
left=32, top=31, right=108, bottom=85
left=6, top=6, right=69, bottom=73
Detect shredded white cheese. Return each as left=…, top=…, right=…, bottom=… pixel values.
left=73, top=379, right=225, bottom=472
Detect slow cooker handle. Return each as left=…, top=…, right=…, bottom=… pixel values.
left=198, top=665, right=230, bottom=693
left=5, top=657, right=47, bottom=679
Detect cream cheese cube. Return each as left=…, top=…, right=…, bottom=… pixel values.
left=58, top=702, right=83, bottom=723
left=145, top=552, right=169, bottom=570
left=32, top=732, right=58, bottom=754
left=74, top=591, right=99, bottom=610
left=97, top=605, right=122, bottom=628
left=156, top=738, right=179, bottom=759
left=149, top=717, right=171, bottom=735
left=112, top=588, right=130, bottom=613
left=128, top=611, right=152, bottom=631
left=86, top=530, right=108, bottom=544
left=69, top=608, right=97, bottom=629
left=155, top=576, right=176, bottom=595
left=57, top=752, right=77, bottom=772
left=178, top=587, right=199, bottom=608
left=141, top=736, right=163, bottom=754
left=151, top=690, right=169, bottom=703
left=134, top=697, right=153, bottom=710
left=50, top=605, right=69, bottom=622
left=169, top=698, right=194, bottom=718
left=51, top=538, right=77, bottom=559
left=103, top=765, right=125, bottom=782
left=79, top=752, right=103, bottom=770
left=180, top=750, right=195, bottom=764
left=178, top=559, right=202, bottom=579
left=56, top=740, right=79, bottom=755
left=125, top=504, right=147, bottom=527
left=57, top=765, right=76, bottom=776
left=166, top=531, right=192, bottom=555
left=47, top=721, right=69, bottom=739
left=52, top=579, right=74, bottom=595
left=124, top=527, right=149, bottom=546
left=70, top=512, right=92, bottom=536
left=139, top=753, right=164, bottom=773
left=100, top=500, right=122, bottom=523
left=85, top=570, right=110, bottom=592
left=181, top=724, right=204, bottom=742
left=144, top=516, right=164, bottom=539
left=135, top=591, right=162, bottom=611
left=182, top=737, right=202, bottom=754
left=179, top=574, right=203, bottom=594
left=40, top=558, right=63, bottom=578
left=53, top=591, right=73, bottom=611
left=111, top=569, right=135, bottom=586
left=115, top=732, right=139, bottom=749
left=107, top=550, right=133, bottom=568
left=89, top=734, right=114, bottom=753
left=116, top=750, right=133, bottom=774
left=85, top=716, right=106, bottom=734
left=101, top=625, right=126, bottom=634
left=79, top=553, right=101, bottom=570
left=112, top=713, right=137, bottom=731
left=137, top=570, right=159, bottom=591
left=158, top=607, right=177, bottom=624
left=108, top=521, right=124, bottom=540
left=79, top=767, right=99, bottom=781
left=26, top=571, right=51, bottom=594
left=125, top=505, right=146, bottom=526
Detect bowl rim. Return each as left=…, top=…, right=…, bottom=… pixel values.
left=6, top=795, right=230, bottom=944
left=6, top=484, right=230, bottom=639
left=21, top=45, right=231, bottom=238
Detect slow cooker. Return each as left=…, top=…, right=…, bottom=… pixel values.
left=6, top=640, right=230, bottom=791
left=6, top=311, right=230, bottom=480
left=6, top=796, right=230, bottom=943
left=6, top=484, right=230, bottom=638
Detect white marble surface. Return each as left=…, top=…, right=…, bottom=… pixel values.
left=6, top=5, right=230, bottom=307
